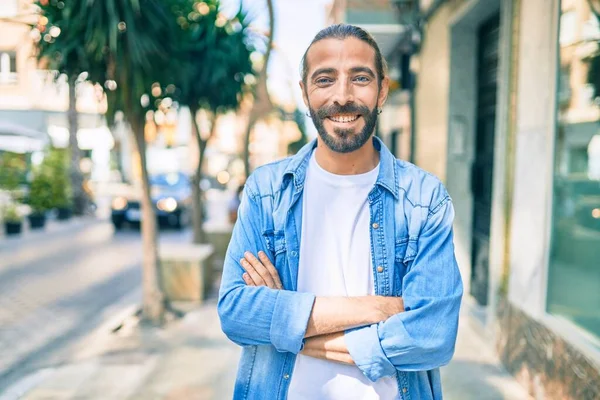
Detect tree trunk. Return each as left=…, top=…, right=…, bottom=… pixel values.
left=242, top=0, right=275, bottom=178
left=131, top=118, right=165, bottom=324
left=190, top=108, right=218, bottom=244
left=242, top=111, right=258, bottom=179
left=67, top=75, right=86, bottom=215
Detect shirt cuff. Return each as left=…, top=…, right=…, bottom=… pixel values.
left=269, top=290, right=315, bottom=354
left=345, top=324, right=396, bottom=382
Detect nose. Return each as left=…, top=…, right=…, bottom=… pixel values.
left=331, top=78, right=355, bottom=106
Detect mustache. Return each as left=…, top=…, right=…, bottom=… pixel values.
left=315, top=103, right=371, bottom=119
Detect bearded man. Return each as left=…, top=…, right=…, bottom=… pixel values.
left=218, top=24, right=463, bottom=400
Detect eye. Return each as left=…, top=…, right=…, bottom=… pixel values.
left=354, top=76, right=371, bottom=83
left=315, top=77, right=333, bottom=85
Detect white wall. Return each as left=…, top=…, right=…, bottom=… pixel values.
left=414, top=5, right=451, bottom=182
left=507, top=0, right=560, bottom=318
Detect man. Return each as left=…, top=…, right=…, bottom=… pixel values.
left=218, top=24, right=462, bottom=400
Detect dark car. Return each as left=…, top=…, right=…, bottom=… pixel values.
left=111, top=172, right=192, bottom=230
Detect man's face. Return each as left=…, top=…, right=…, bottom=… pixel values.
left=300, top=37, right=389, bottom=154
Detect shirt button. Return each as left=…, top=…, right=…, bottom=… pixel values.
left=372, top=222, right=379, bottom=229
left=402, top=387, right=407, bottom=393
left=291, top=251, right=297, bottom=257
left=377, top=266, right=384, bottom=273
left=283, top=374, right=290, bottom=380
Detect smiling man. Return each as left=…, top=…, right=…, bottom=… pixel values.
left=218, top=24, right=463, bottom=400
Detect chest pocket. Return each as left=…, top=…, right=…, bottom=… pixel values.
left=393, top=237, right=417, bottom=296
left=393, top=199, right=424, bottom=296
left=262, top=229, right=286, bottom=256
left=262, top=229, right=287, bottom=281
left=262, top=229, right=288, bottom=289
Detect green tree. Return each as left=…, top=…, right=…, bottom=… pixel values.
left=242, top=0, right=275, bottom=178
left=35, top=0, right=182, bottom=324
left=172, top=0, right=255, bottom=243
left=33, top=1, right=93, bottom=215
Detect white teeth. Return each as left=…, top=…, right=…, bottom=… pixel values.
left=330, top=115, right=358, bottom=123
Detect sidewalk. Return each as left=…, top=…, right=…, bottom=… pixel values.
left=2, top=300, right=531, bottom=400
left=0, top=217, right=104, bottom=276
left=0, top=216, right=101, bottom=248
left=441, top=306, right=532, bottom=400
left=1, top=300, right=240, bottom=400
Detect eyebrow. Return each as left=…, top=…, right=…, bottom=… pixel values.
left=310, top=66, right=376, bottom=81
left=350, top=67, right=376, bottom=78
left=311, top=68, right=336, bottom=80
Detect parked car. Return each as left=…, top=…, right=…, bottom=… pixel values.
left=111, top=172, right=192, bottom=230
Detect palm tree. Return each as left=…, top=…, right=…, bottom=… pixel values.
left=172, top=0, right=255, bottom=243
left=36, top=0, right=182, bottom=324
left=33, top=1, right=91, bottom=215
left=242, top=0, right=274, bottom=178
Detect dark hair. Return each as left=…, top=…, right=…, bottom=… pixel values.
left=300, top=24, right=387, bottom=86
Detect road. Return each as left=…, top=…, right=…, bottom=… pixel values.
left=0, top=219, right=189, bottom=391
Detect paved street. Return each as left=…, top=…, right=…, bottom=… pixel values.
left=0, top=218, right=189, bottom=391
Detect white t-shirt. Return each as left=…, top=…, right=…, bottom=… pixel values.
left=288, top=151, right=399, bottom=400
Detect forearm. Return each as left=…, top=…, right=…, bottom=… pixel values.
left=301, top=332, right=354, bottom=365
left=305, top=295, right=404, bottom=338
left=219, top=282, right=315, bottom=353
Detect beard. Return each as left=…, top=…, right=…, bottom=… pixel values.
left=308, top=102, right=379, bottom=154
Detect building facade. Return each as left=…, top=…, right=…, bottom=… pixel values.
left=0, top=0, right=113, bottom=181
left=412, top=0, right=600, bottom=398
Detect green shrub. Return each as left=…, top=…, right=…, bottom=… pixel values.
left=0, top=151, right=27, bottom=192
left=2, top=202, right=23, bottom=223
left=44, top=148, right=72, bottom=209
left=28, top=166, right=53, bottom=214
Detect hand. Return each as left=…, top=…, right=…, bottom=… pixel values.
left=240, top=251, right=283, bottom=290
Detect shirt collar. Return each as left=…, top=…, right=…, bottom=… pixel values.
left=283, top=136, right=399, bottom=200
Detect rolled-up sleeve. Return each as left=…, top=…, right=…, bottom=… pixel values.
left=218, top=177, right=315, bottom=354
left=345, top=198, right=463, bottom=381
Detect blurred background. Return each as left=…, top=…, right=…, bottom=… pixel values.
left=0, top=0, right=599, bottom=399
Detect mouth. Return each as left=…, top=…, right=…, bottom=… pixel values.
left=326, top=114, right=361, bottom=123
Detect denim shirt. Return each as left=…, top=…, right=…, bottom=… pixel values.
left=218, top=137, right=463, bottom=400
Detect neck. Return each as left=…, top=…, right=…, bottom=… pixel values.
left=314, top=137, right=379, bottom=175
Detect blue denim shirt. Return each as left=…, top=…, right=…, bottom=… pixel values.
left=218, top=137, right=463, bottom=400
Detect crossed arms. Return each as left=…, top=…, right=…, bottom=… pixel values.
left=217, top=182, right=463, bottom=381
left=239, top=251, right=404, bottom=364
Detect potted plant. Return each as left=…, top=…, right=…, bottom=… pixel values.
left=3, top=202, right=23, bottom=236
left=45, top=148, right=73, bottom=220
left=27, top=166, right=52, bottom=229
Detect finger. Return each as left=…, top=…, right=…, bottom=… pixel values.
left=244, top=252, right=276, bottom=289
left=242, top=273, right=256, bottom=286
left=258, top=251, right=283, bottom=289
left=240, top=258, right=266, bottom=286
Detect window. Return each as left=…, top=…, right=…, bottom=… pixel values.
left=0, top=51, right=17, bottom=84
left=547, top=1, right=600, bottom=339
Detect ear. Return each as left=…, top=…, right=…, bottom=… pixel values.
left=377, top=76, right=390, bottom=108
left=299, top=80, right=309, bottom=108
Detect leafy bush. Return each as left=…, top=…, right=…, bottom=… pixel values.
left=44, top=148, right=72, bottom=209
left=0, top=151, right=27, bottom=192
left=2, top=202, right=23, bottom=223
left=28, top=165, right=53, bottom=214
